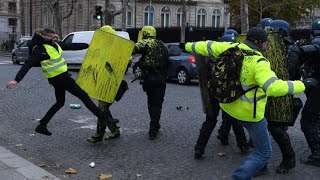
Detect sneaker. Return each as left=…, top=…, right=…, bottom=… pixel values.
left=300, top=155, right=320, bottom=167
left=149, top=130, right=158, bottom=140
left=239, top=145, right=251, bottom=154
left=87, top=134, right=103, bottom=143
left=276, top=157, right=295, bottom=174
left=35, top=124, right=52, bottom=136
left=217, top=134, right=229, bottom=145
left=254, top=165, right=268, bottom=177
left=194, top=149, right=204, bottom=160
left=104, top=130, right=120, bottom=140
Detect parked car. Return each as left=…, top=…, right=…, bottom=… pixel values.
left=11, top=39, right=31, bottom=64
left=132, top=42, right=197, bottom=85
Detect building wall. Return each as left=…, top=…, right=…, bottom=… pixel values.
left=0, top=0, right=21, bottom=42
left=25, top=0, right=228, bottom=38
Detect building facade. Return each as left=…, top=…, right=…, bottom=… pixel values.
left=0, top=0, right=21, bottom=42
left=22, top=0, right=228, bottom=38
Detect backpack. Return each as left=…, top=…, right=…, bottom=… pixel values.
left=207, top=45, right=259, bottom=103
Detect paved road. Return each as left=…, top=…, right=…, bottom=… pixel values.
left=0, top=56, right=319, bottom=180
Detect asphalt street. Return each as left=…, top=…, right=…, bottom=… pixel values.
left=0, top=56, right=319, bottom=180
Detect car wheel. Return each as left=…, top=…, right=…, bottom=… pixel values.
left=176, top=68, right=190, bottom=85
left=133, top=66, right=142, bottom=78
left=12, top=54, right=19, bottom=64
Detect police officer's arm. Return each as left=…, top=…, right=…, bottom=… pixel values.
left=254, top=59, right=305, bottom=97
left=132, top=41, right=146, bottom=55
left=58, top=41, right=89, bottom=51
left=287, top=44, right=304, bottom=80
left=185, top=41, right=237, bottom=58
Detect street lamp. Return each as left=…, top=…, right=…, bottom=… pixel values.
left=223, top=0, right=230, bottom=32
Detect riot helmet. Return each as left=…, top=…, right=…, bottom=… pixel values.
left=100, top=25, right=116, bottom=34
left=269, top=19, right=291, bottom=36
left=259, top=18, right=273, bottom=29
left=220, top=34, right=236, bottom=43
left=311, top=19, right=320, bottom=37
left=223, top=29, right=238, bottom=36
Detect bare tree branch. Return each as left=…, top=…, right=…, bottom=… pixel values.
left=62, top=0, right=77, bottom=20
left=0, top=0, right=6, bottom=8
left=112, top=0, right=130, bottom=17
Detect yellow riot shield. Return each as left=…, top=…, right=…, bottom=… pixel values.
left=76, top=30, right=134, bottom=103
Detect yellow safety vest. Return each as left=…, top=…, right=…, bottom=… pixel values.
left=41, top=43, right=68, bottom=78
left=185, top=41, right=305, bottom=122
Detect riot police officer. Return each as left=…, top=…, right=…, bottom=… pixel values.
left=288, top=19, right=320, bottom=167
left=264, top=19, right=303, bottom=174
left=132, top=26, right=169, bottom=140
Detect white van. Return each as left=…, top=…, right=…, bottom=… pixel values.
left=61, top=30, right=130, bottom=69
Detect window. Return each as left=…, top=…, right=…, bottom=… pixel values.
left=126, top=5, right=133, bottom=27
left=212, top=9, right=221, bottom=28
left=110, top=4, right=116, bottom=27
left=177, top=8, right=182, bottom=27
left=8, top=2, right=16, bottom=14
left=144, top=5, right=154, bottom=26
left=161, top=7, right=170, bottom=28
left=62, top=34, right=74, bottom=44
left=43, top=7, right=49, bottom=26
left=197, top=8, right=206, bottom=27
left=78, top=4, right=83, bottom=26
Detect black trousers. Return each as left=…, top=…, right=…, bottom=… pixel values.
left=301, top=86, right=320, bottom=156
left=40, top=73, right=105, bottom=125
left=142, top=76, right=166, bottom=133
left=268, top=124, right=295, bottom=161
left=194, top=96, right=220, bottom=153
left=218, top=111, right=248, bottom=147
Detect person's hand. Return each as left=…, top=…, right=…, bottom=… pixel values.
left=5, top=80, right=18, bottom=89
left=303, top=78, right=319, bottom=95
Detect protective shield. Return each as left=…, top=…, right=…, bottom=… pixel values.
left=76, top=30, right=134, bottom=103
left=195, top=55, right=215, bottom=115
left=264, top=32, right=295, bottom=125
left=137, top=31, right=143, bottom=42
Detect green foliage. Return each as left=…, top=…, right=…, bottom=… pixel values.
left=228, top=0, right=318, bottom=27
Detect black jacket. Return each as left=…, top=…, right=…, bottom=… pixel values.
left=15, top=33, right=88, bottom=82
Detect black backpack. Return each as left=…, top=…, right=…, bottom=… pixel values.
left=207, top=45, right=260, bottom=103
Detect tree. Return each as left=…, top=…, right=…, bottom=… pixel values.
left=104, top=0, right=131, bottom=27
left=43, top=0, right=77, bottom=38
left=0, top=0, right=6, bottom=9
left=20, top=0, right=25, bottom=36
left=240, top=0, right=249, bottom=33
left=180, top=0, right=187, bottom=42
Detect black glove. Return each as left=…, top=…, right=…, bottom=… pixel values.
left=303, top=78, right=319, bottom=95
left=179, top=42, right=186, bottom=52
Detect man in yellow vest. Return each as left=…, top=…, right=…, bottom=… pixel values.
left=5, top=28, right=118, bottom=136
left=182, top=26, right=310, bottom=179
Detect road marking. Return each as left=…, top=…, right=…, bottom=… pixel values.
left=0, top=61, right=12, bottom=64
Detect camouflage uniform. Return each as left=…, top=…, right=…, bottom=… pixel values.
left=132, top=26, right=169, bottom=140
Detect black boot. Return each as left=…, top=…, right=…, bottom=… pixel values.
left=87, top=134, right=103, bottom=143
left=300, top=154, right=320, bottom=167
left=194, top=149, right=204, bottom=160
left=35, top=124, right=52, bottom=136
left=149, top=130, right=159, bottom=140
left=217, top=134, right=229, bottom=145
left=238, top=144, right=251, bottom=154
left=276, top=155, right=296, bottom=174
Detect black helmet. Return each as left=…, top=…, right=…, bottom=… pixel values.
left=259, top=18, right=273, bottom=29
left=269, top=19, right=291, bottom=36
left=223, top=29, right=238, bottom=36
left=246, top=27, right=268, bottom=44
left=311, top=19, right=320, bottom=36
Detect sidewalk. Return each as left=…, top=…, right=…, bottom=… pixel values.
left=0, top=146, right=60, bottom=180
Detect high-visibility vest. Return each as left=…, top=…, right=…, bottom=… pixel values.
left=41, top=43, right=68, bottom=78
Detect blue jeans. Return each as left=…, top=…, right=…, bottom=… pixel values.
left=232, top=118, right=272, bottom=180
